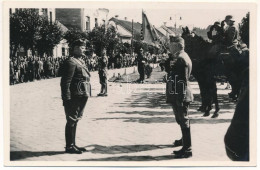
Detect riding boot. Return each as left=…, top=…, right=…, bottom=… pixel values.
left=173, top=127, right=192, bottom=158
left=73, top=123, right=87, bottom=152
left=65, top=123, right=73, bottom=148
left=212, top=103, right=220, bottom=118
left=98, top=84, right=104, bottom=96
left=72, top=123, right=77, bottom=146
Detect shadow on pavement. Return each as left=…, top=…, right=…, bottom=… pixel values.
left=79, top=144, right=180, bottom=161
left=85, top=144, right=173, bottom=155
left=10, top=151, right=64, bottom=160
left=115, top=91, right=235, bottom=111
left=79, top=155, right=178, bottom=161
left=94, top=90, right=234, bottom=124
left=94, top=116, right=231, bottom=124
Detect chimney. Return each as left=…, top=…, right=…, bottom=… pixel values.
left=124, top=17, right=127, bottom=21
left=163, top=22, right=167, bottom=26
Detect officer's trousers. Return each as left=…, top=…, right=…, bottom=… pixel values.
left=172, top=101, right=190, bottom=129
left=64, top=97, right=88, bottom=147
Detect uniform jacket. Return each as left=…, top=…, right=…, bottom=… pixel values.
left=168, top=50, right=194, bottom=103
left=224, top=26, right=238, bottom=47
left=60, top=57, right=91, bottom=101
left=98, top=56, right=108, bottom=76
left=137, top=53, right=147, bottom=68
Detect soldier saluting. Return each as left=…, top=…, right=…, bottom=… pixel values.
left=60, top=39, right=91, bottom=154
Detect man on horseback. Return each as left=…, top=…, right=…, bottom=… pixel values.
left=221, top=15, right=241, bottom=100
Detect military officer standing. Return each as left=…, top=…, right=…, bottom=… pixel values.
left=98, top=49, right=108, bottom=96
left=60, top=39, right=91, bottom=154
left=168, top=36, right=193, bottom=158
left=137, top=48, right=147, bottom=83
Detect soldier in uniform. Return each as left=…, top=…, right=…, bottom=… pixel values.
left=97, top=49, right=108, bottom=96
left=137, top=48, right=147, bottom=83
left=168, top=36, right=193, bottom=158
left=60, top=39, right=91, bottom=154
left=222, top=15, right=240, bottom=100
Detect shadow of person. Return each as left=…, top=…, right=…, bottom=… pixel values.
left=10, top=151, right=65, bottom=160
left=83, top=144, right=173, bottom=155
left=78, top=155, right=177, bottom=161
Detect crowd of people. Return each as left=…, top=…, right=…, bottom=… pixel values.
left=9, top=52, right=159, bottom=85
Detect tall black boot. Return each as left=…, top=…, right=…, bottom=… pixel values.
left=65, top=123, right=82, bottom=154
left=173, top=127, right=192, bottom=158
left=73, top=123, right=86, bottom=152
left=65, top=123, right=73, bottom=148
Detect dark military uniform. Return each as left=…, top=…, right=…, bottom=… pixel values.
left=60, top=56, right=91, bottom=150
left=167, top=40, right=193, bottom=157
left=224, top=25, right=238, bottom=47
left=137, top=52, right=147, bottom=82
left=98, top=55, right=108, bottom=96
left=169, top=50, right=193, bottom=128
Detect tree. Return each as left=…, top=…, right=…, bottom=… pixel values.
left=10, top=9, right=43, bottom=57
left=35, top=20, right=63, bottom=57
left=63, top=29, right=88, bottom=54
left=87, top=25, right=119, bottom=57
left=239, top=12, right=249, bottom=47
left=105, top=26, right=120, bottom=56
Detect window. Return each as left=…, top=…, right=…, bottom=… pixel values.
left=62, top=48, right=65, bottom=56
left=95, top=18, right=98, bottom=27
left=86, top=16, right=90, bottom=31
left=49, top=11, right=53, bottom=24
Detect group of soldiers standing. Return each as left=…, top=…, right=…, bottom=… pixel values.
left=9, top=56, right=66, bottom=85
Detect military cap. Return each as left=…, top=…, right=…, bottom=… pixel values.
left=225, top=15, right=235, bottom=22
left=214, top=21, right=221, bottom=26
left=170, top=36, right=185, bottom=46
left=72, top=38, right=87, bottom=47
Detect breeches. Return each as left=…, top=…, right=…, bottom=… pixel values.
left=172, top=101, right=190, bottom=129
left=64, top=97, right=88, bottom=125
left=99, top=73, right=107, bottom=85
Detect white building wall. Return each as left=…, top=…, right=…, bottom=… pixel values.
left=53, top=39, right=69, bottom=58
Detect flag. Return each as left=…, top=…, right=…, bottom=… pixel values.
left=141, top=10, right=158, bottom=45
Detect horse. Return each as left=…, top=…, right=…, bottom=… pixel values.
left=181, top=27, right=220, bottom=117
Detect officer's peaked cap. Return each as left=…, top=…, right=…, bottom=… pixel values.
left=72, top=38, right=87, bottom=47
left=225, top=15, right=235, bottom=22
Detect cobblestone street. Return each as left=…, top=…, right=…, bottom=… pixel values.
left=10, top=67, right=235, bottom=163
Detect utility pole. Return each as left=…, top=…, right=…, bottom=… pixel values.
left=131, top=19, right=134, bottom=58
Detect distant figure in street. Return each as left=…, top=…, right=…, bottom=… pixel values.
left=168, top=36, right=193, bottom=158
left=137, top=48, right=147, bottom=83
left=97, top=49, right=108, bottom=96
left=60, top=39, right=91, bottom=154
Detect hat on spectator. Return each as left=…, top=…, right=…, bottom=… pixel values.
left=214, top=21, right=221, bottom=27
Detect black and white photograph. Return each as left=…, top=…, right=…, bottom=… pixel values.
left=2, top=0, right=258, bottom=167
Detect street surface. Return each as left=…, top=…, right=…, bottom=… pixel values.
left=10, top=66, right=235, bottom=161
